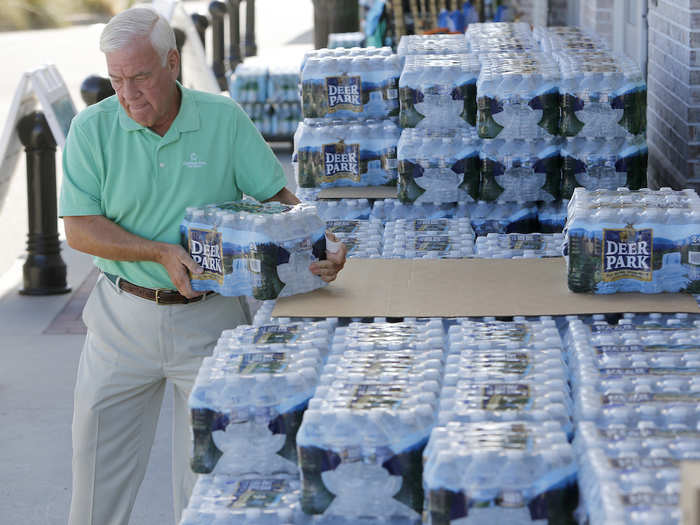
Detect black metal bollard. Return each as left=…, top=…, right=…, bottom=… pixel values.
left=226, top=0, right=242, bottom=71
left=174, top=27, right=186, bottom=84
left=191, top=13, right=209, bottom=48
left=209, top=1, right=228, bottom=91
left=80, top=75, right=115, bottom=107
left=16, top=111, right=70, bottom=296
left=244, top=0, right=257, bottom=57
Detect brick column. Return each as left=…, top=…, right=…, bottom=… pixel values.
left=647, top=0, right=700, bottom=190
left=579, top=0, right=614, bottom=46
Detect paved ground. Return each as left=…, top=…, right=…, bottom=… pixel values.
left=0, top=1, right=311, bottom=523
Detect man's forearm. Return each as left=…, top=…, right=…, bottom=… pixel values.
left=264, top=187, right=300, bottom=205
left=63, top=215, right=170, bottom=264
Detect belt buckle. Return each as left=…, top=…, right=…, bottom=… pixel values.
left=154, top=288, right=168, bottom=305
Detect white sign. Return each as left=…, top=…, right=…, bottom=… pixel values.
left=0, top=65, right=77, bottom=215
left=152, top=0, right=222, bottom=94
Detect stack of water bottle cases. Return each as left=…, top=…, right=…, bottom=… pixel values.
left=176, top=21, right=694, bottom=525
left=293, top=23, right=647, bottom=261
left=182, top=311, right=700, bottom=524
left=230, top=61, right=302, bottom=138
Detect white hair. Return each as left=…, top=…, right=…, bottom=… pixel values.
left=100, top=7, right=176, bottom=66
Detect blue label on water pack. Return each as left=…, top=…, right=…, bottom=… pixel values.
left=326, top=76, right=362, bottom=113
left=238, top=352, right=289, bottom=374
left=322, top=143, right=361, bottom=183
left=227, top=479, right=288, bottom=508
left=189, top=228, right=224, bottom=284
left=253, top=325, right=300, bottom=345
left=481, top=384, right=531, bottom=411
left=602, top=225, right=653, bottom=282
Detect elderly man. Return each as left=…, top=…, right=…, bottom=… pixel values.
left=60, top=7, right=345, bottom=525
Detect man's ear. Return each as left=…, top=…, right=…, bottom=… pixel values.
left=167, top=48, right=180, bottom=79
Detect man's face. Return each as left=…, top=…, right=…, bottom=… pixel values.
left=106, top=37, right=179, bottom=131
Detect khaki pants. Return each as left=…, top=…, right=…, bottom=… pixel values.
left=68, top=274, right=250, bottom=525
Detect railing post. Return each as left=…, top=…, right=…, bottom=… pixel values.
left=174, top=27, right=186, bottom=84
left=244, top=0, right=257, bottom=57
left=191, top=13, right=209, bottom=48
left=80, top=75, right=115, bottom=107
left=209, top=1, right=229, bottom=91
left=227, top=0, right=243, bottom=71
left=16, top=111, right=70, bottom=296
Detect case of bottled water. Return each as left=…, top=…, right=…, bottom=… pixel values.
left=438, top=380, right=573, bottom=436
left=399, top=54, right=481, bottom=130
left=396, top=34, right=469, bottom=61
left=241, top=102, right=301, bottom=137
left=555, top=50, right=646, bottom=139
left=295, top=119, right=400, bottom=189
left=467, top=200, right=539, bottom=236
left=189, top=331, right=325, bottom=475
left=565, top=317, right=700, bottom=424
left=216, top=320, right=334, bottom=358
left=267, top=64, right=301, bottom=103
left=466, top=22, right=538, bottom=55
left=301, top=48, right=400, bottom=120
left=327, top=32, right=366, bottom=49
left=382, top=218, right=475, bottom=259
left=250, top=301, right=338, bottom=327
left=181, top=200, right=328, bottom=301
left=301, top=46, right=392, bottom=74
left=475, top=232, right=564, bottom=258
left=397, top=128, right=481, bottom=204
left=534, top=26, right=608, bottom=54
left=477, top=52, right=561, bottom=140
left=574, top=421, right=693, bottom=525
left=370, top=200, right=467, bottom=222
left=314, top=199, right=372, bottom=221
left=179, top=474, right=302, bottom=525
left=441, top=320, right=572, bottom=435
left=444, top=347, right=568, bottom=384
left=230, top=63, right=269, bottom=103
left=565, top=188, right=700, bottom=293
left=423, top=421, right=577, bottom=525
left=297, top=321, right=445, bottom=521
left=326, top=219, right=384, bottom=258
left=479, top=138, right=561, bottom=203
left=538, top=200, right=569, bottom=233
left=451, top=319, right=564, bottom=351
left=560, top=137, right=647, bottom=199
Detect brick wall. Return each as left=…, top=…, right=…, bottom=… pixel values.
left=579, top=0, right=614, bottom=46
left=647, top=0, right=700, bottom=190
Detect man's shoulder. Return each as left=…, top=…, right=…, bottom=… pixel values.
left=71, top=95, right=120, bottom=130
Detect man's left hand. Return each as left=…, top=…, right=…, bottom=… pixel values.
left=309, top=232, right=347, bottom=283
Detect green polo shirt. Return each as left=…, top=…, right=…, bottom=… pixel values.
left=59, top=84, right=287, bottom=289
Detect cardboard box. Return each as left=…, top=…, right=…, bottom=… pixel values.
left=682, top=462, right=700, bottom=525
left=318, top=187, right=397, bottom=200
left=272, top=258, right=700, bottom=318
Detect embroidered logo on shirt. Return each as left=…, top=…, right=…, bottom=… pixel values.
left=183, top=152, right=207, bottom=168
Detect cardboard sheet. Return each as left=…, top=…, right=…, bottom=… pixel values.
left=682, top=462, right=700, bottom=525
left=318, top=187, right=397, bottom=200
left=272, top=258, right=700, bottom=318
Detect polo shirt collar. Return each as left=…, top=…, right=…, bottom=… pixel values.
left=117, top=81, right=200, bottom=135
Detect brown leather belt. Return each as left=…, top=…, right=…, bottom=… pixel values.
left=103, top=272, right=215, bottom=305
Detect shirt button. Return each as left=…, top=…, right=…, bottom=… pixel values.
left=159, top=162, right=165, bottom=168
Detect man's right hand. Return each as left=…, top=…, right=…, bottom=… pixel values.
left=64, top=215, right=205, bottom=298
left=156, top=244, right=204, bottom=299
